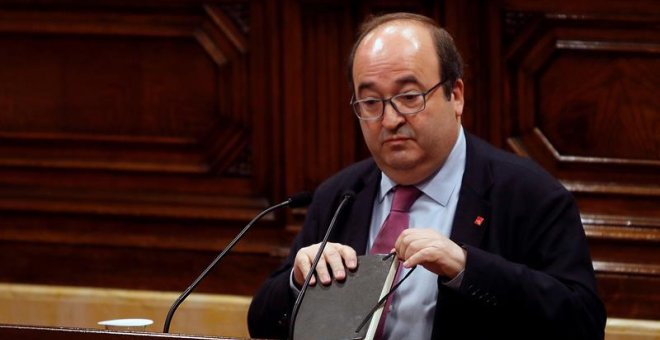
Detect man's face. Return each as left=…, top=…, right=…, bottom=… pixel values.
left=352, top=21, right=464, bottom=185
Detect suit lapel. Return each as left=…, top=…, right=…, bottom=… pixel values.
left=339, top=163, right=380, bottom=255
left=450, top=186, right=490, bottom=247
left=449, top=133, right=493, bottom=248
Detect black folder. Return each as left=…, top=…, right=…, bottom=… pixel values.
left=293, top=254, right=398, bottom=340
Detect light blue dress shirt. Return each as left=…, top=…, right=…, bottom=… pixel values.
left=368, top=127, right=466, bottom=340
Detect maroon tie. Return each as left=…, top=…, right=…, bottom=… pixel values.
left=371, top=185, right=422, bottom=254
left=370, top=185, right=422, bottom=339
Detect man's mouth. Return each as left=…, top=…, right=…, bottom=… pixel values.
left=383, top=136, right=411, bottom=144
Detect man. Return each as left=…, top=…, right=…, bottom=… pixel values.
left=248, top=12, right=606, bottom=339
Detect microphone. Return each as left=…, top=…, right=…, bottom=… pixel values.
left=163, top=192, right=313, bottom=333
left=288, top=190, right=356, bottom=339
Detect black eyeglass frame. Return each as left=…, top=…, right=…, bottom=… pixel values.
left=350, top=78, right=451, bottom=121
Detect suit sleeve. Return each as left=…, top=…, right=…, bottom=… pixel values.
left=458, top=186, right=606, bottom=339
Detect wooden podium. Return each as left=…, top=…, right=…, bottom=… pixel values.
left=0, top=324, right=246, bottom=340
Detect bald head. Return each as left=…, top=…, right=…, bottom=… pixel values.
left=353, top=21, right=439, bottom=94
left=347, top=13, right=463, bottom=99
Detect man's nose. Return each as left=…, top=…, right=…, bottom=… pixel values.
left=381, top=101, right=405, bottom=129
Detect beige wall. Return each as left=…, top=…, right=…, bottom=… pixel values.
left=0, top=283, right=250, bottom=338
left=1, top=283, right=659, bottom=339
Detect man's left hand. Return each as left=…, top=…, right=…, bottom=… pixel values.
left=394, top=228, right=467, bottom=279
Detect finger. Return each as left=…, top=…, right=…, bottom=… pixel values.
left=338, top=246, right=358, bottom=270
left=404, top=238, right=442, bottom=267
left=314, top=256, right=332, bottom=285
left=402, top=247, right=427, bottom=268
left=394, top=229, right=413, bottom=261
left=293, top=251, right=314, bottom=286
left=324, top=247, right=347, bottom=281
left=402, top=238, right=431, bottom=267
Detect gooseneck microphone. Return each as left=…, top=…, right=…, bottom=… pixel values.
left=288, top=190, right=356, bottom=339
left=163, top=192, right=313, bottom=333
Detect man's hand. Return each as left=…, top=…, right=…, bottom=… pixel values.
left=394, top=228, right=466, bottom=279
left=292, top=242, right=358, bottom=287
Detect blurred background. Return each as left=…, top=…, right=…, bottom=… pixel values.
left=0, top=0, right=658, bottom=337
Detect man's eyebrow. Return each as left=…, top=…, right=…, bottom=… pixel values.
left=356, top=81, right=375, bottom=93
left=394, top=75, right=422, bottom=86
left=356, top=76, right=422, bottom=93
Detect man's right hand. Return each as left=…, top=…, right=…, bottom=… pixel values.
left=292, top=242, right=358, bottom=287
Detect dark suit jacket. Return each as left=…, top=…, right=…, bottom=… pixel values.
left=248, top=133, right=606, bottom=339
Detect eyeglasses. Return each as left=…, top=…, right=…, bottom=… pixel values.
left=350, top=78, right=450, bottom=121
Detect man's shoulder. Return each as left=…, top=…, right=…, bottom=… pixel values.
left=316, top=158, right=378, bottom=194
left=466, top=134, right=564, bottom=192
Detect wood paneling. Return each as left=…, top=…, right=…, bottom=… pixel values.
left=0, top=4, right=258, bottom=186
left=0, top=0, right=658, bottom=322
left=0, top=0, right=280, bottom=296
left=482, top=0, right=660, bottom=320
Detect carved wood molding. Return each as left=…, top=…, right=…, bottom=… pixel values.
left=0, top=5, right=251, bottom=176
left=0, top=131, right=205, bottom=173
left=583, top=211, right=660, bottom=242
left=0, top=214, right=286, bottom=256
left=0, top=186, right=268, bottom=221
left=0, top=2, right=268, bottom=226
left=530, top=128, right=660, bottom=169
left=563, top=180, right=660, bottom=197
left=503, top=11, right=660, bottom=185
left=586, top=225, right=660, bottom=242
left=593, top=261, right=660, bottom=277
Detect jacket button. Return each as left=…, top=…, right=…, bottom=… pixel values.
left=277, top=313, right=288, bottom=326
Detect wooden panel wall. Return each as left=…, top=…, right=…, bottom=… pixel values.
left=480, top=0, right=660, bottom=319
left=0, top=0, right=658, bottom=321
left=0, top=0, right=286, bottom=295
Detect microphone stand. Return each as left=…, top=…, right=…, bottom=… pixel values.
left=288, top=191, right=355, bottom=339
left=163, top=194, right=309, bottom=333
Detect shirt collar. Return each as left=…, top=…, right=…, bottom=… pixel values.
left=377, top=126, right=466, bottom=207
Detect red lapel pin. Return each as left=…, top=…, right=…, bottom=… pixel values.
left=474, top=216, right=484, bottom=226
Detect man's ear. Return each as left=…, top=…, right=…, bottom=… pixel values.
left=452, top=79, right=465, bottom=118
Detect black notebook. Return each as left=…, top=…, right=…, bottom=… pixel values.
left=293, top=254, right=399, bottom=340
